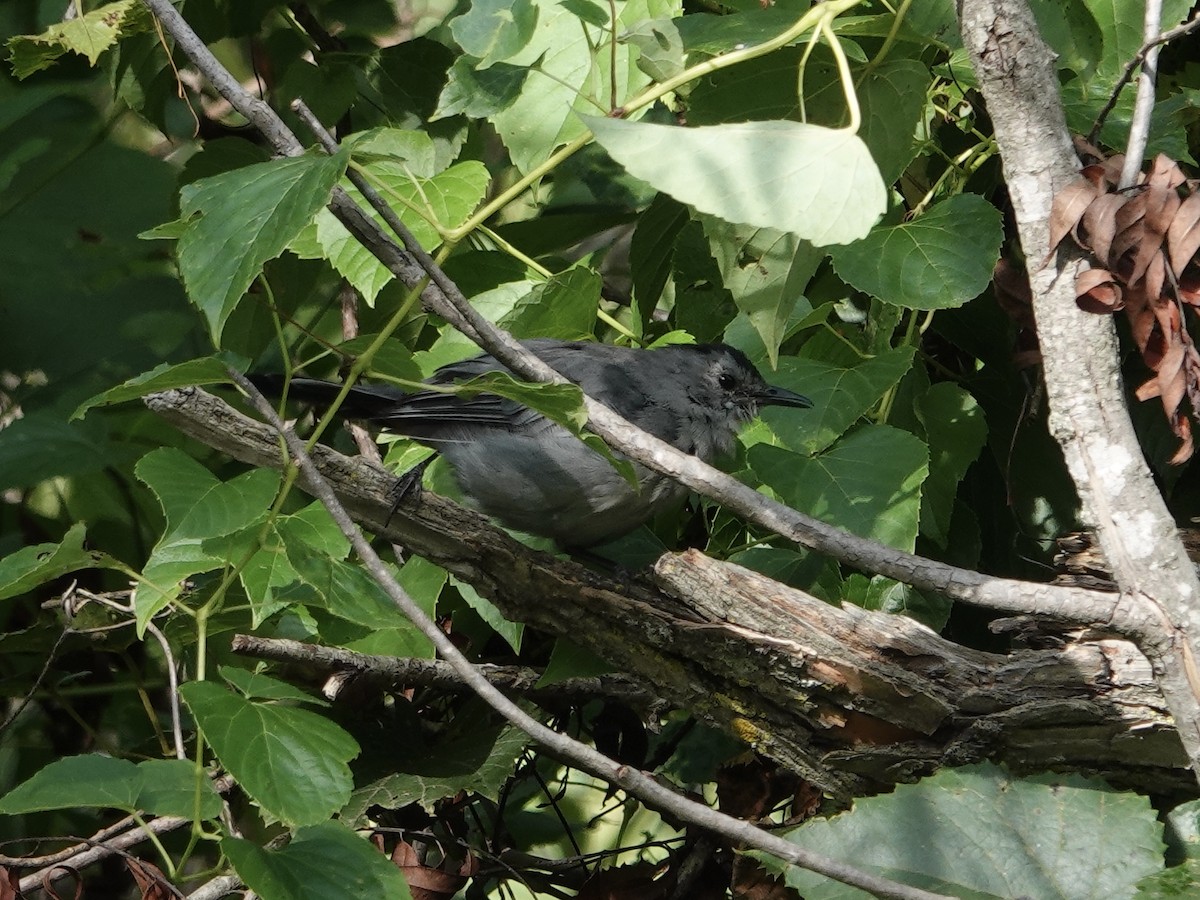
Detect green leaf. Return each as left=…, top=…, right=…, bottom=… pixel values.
left=174, top=151, right=349, bottom=343
left=346, top=128, right=439, bottom=178
left=630, top=193, right=689, bottom=325
left=181, top=681, right=359, bottom=827
left=434, top=57, right=529, bottom=120
left=858, top=60, right=930, bottom=184
left=224, top=821, right=413, bottom=899
left=136, top=758, right=223, bottom=820
left=501, top=267, right=601, bottom=340
left=1136, top=860, right=1200, bottom=898
left=537, top=639, right=614, bottom=687
left=769, top=763, right=1165, bottom=899
left=0, top=754, right=141, bottom=814
left=73, top=356, right=237, bottom=419
left=916, top=383, right=987, bottom=548
left=135, top=450, right=281, bottom=629
left=842, top=574, right=950, bottom=631
left=284, top=540, right=419, bottom=633
left=1027, top=0, right=1103, bottom=78
left=450, top=0, right=538, bottom=68
left=489, top=0, right=667, bottom=174
left=621, top=18, right=685, bottom=83
left=447, top=371, right=589, bottom=433
left=752, top=425, right=929, bottom=551
left=290, top=160, right=489, bottom=305
left=702, top=217, right=821, bottom=367
left=0, top=523, right=115, bottom=602
left=560, top=0, right=611, bottom=27
left=137, top=450, right=280, bottom=542
left=828, top=194, right=1003, bottom=309
left=1079, top=0, right=1192, bottom=80
left=586, top=116, right=886, bottom=246
left=0, top=414, right=122, bottom=491
left=742, top=347, right=915, bottom=455
left=221, top=665, right=329, bottom=705
left=453, top=577, right=523, bottom=653
left=343, top=723, right=527, bottom=819
left=7, top=0, right=148, bottom=78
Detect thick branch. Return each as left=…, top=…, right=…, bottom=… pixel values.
left=959, top=0, right=1200, bottom=777
left=147, top=387, right=1194, bottom=797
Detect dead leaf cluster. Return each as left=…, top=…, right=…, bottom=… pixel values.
left=1048, top=149, right=1200, bottom=461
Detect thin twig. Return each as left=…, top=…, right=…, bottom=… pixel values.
left=1119, top=0, right=1165, bottom=188
left=230, top=366, right=950, bottom=900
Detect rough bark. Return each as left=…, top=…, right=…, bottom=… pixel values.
left=960, top=0, right=1200, bottom=778
left=147, top=387, right=1194, bottom=799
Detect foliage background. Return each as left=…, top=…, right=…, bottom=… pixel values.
left=3, top=0, right=1200, bottom=896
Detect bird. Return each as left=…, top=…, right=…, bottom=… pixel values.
left=254, top=339, right=811, bottom=547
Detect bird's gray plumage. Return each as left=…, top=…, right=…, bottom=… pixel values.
left=260, top=339, right=810, bottom=547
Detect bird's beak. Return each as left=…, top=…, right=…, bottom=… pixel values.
left=758, top=384, right=813, bottom=409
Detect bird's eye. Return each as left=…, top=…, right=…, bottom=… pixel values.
left=717, top=373, right=736, bottom=390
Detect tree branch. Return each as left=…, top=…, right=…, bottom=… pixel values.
left=147, top=386, right=1194, bottom=797
left=230, top=634, right=668, bottom=713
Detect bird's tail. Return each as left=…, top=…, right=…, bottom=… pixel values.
left=248, top=374, right=409, bottom=420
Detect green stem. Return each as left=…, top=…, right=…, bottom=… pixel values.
left=863, top=0, right=912, bottom=76
left=131, top=813, right=176, bottom=877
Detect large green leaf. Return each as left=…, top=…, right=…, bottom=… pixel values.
left=73, top=357, right=236, bottom=419
left=763, top=763, right=1165, bottom=899
left=857, top=59, right=929, bottom=184
left=916, top=383, right=987, bottom=547
left=224, top=821, right=412, bottom=900
left=181, top=681, right=359, bottom=827
left=500, top=266, right=601, bottom=340
left=434, top=57, right=529, bottom=120
left=7, top=0, right=150, bottom=78
left=290, top=161, right=489, bottom=305
left=741, top=347, right=915, bottom=455
left=752, top=425, right=929, bottom=551
left=172, top=151, right=349, bottom=343
left=828, top=194, right=1003, bottom=309
left=0, top=754, right=139, bottom=813
left=702, top=217, right=821, bottom=366
left=0, top=523, right=117, bottom=602
left=449, top=0, right=538, bottom=68
left=134, top=449, right=281, bottom=629
left=0, top=755, right=221, bottom=820
left=343, top=724, right=527, bottom=820
left=587, top=116, right=886, bottom=246
left=489, top=0, right=678, bottom=173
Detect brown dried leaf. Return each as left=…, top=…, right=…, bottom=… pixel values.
left=1145, top=250, right=1167, bottom=302
left=1170, top=412, right=1194, bottom=463
left=1147, top=154, right=1187, bottom=190
left=1075, top=267, right=1124, bottom=312
left=390, top=841, right=473, bottom=900
left=1167, top=191, right=1200, bottom=277
left=1048, top=179, right=1102, bottom=255
left=1126, top=187, right=1182, bottom=285
left=1079, top=192, right=1126, bottom=264
left=1137, top=374, right=1161, bottom=401
left=127, top=859, right=173, bottom=900
left=0, top=868, right=17, bottom=900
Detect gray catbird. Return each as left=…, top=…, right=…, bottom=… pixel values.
left=257, top=339, right=811, bottom=547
